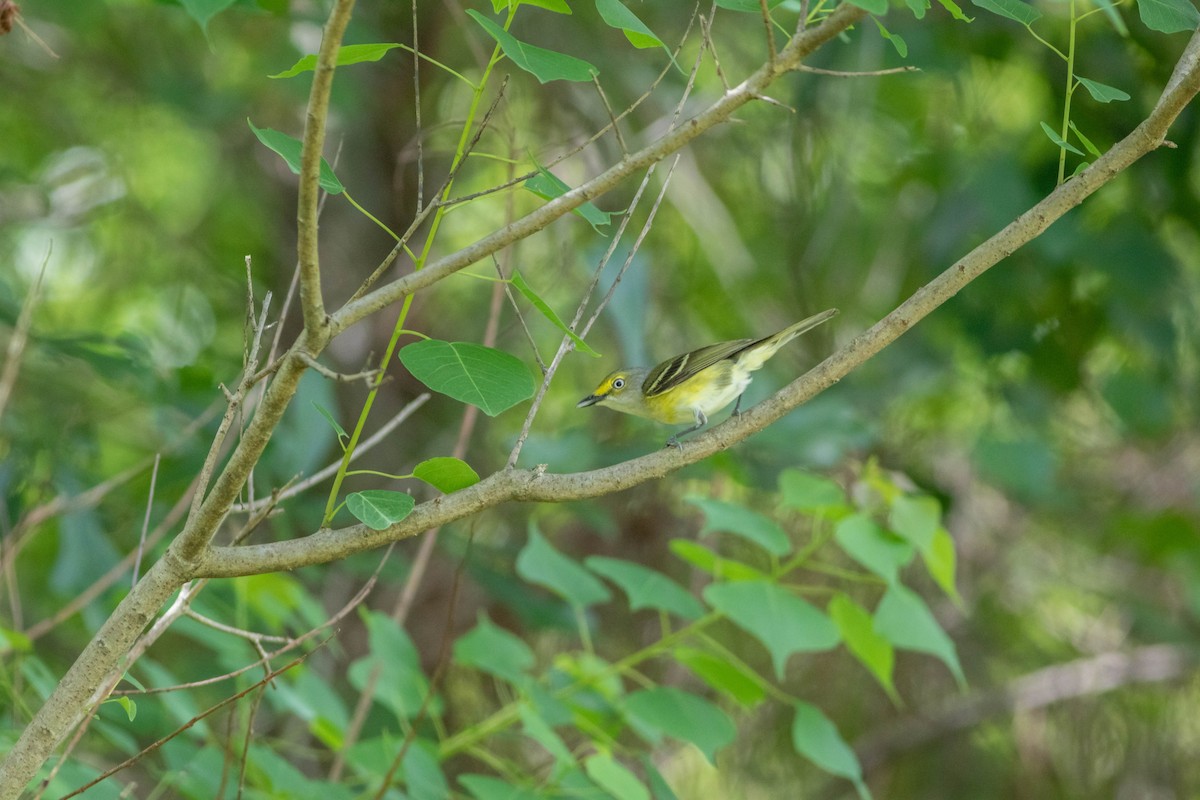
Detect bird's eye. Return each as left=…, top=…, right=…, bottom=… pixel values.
left=612, top=378, right=625, bottom=390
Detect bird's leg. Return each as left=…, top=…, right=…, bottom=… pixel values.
left=731, top=392, right=746, bottom=416
left=665, top=409, right=708, bottom=449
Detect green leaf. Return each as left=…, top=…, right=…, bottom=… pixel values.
left=510, top=270, right=599, bottom=356
left=686, top=496, right=792, bottom=556
left=923, top=527, right=960, bottom=603
left=349, top=611, right=430, bottom=719
left=413, top=457, right=480, bottom=493
left=466, top=10, right=598, bottom=83
left=596, top=0, right=663, bottom=49
left=1094, top=0, right=1130, bottom=33
left=517, top=528, right=612, bottom=608
left=625, top=687, right=736, bottom=763
left=403, top=741, right=450, bottom=800
left=459, top=775, right=541, bottom=800
left=346, top=490, right=415, bottom=530
left=519, top=0, right=573, bottom=11
left=1069, top=120, right=1103, bottom=157
left=791, top=702, right=872, bottom=800
left=520, top=704, right=576, bottom=767
left=874, top=584, right=965, bottom=687
left=779, top=469, right=847, bottom=513
left=1076, top=76, right=1131, bottom=103
left=247, top=119, right=345, bottom=195
left=114, top=696, right=137, bottom=722
left=849, top=0, right=890, bottom=16
left=970, top=0, right=1042, bottom=24
left=178, top=0, right=236, bottom=33
left=905, top=0, right=930, bottom=18
left=1039, top=120, right=1086, bottom=155
left=704, top=581, right=840, bottom=679
left=585, top=556, right=706, bottom=619
left=312, top=401, right=349, bottom=447
left=834, top=513, right=914, bottom=584
left=584, top=753, right=650, bottom=800
left=269, top=43, right=404, bottom=79
left=523, top=165, right=614, bottom=232
left=453, top=613, right=535, bottom=684
left=873, top=17, right=909, bottom=57
left=889, top=495, right=941, bottom=551
left=398, top=339, right=535, bottom=416
left=669, top=540, right=768, bottom=582
left=828, top=594, right=897, bottom=701
left=675, top=647, right=766, bottom=707
left=1136, top=0, right=1200, bottom=32
left=641, top=757, right=679, bottom=800
left=935, top=0, right=974, bottom=21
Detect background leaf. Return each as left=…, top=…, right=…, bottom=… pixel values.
left=704, top=581, right=841, bottom=678
left=517, top=529, right=612, bottom=608
left=467, top=10, right=598, bottom=83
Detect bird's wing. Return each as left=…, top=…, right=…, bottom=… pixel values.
left=642, top=338, right=754, bottom=397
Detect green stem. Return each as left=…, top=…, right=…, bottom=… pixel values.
left=321, top=21, right=511, bottom=525
left=1058, top=0, right=1079, bottom=186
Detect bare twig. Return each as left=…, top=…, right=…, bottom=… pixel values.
left=132, top=454, right=161, bottom=587
left=0, top=243, right=48, bottom=424
left=853, top=645, right=1194, bottom=774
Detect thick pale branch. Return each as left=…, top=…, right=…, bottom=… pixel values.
left=297, top=0, right=355, bottom=335
left=197, top=26, right=1200, bottom=580
left=327, top=3, right=868, bottom=339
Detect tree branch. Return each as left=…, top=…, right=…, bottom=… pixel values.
left=326, top=3, right=869, bottom=339
left=297, top=0, right=355, bottom=336
left=196, top=25, right=1200, bottom=580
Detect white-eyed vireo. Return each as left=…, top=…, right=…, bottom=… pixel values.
left=577, top=308, right=838, bottom=447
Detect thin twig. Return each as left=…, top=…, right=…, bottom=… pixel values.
left=229, top=392, right=430, bottom=514
left=798, top=64, right=919, bottom=77
left=0, top=242, right=48, bottom=424
left=132, top=454, right=160, bottom=587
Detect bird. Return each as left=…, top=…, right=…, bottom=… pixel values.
left=577, top=308, right=838, bottom=448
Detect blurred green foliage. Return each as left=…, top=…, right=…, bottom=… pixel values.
left=2, top=0, right=1200, bottom=797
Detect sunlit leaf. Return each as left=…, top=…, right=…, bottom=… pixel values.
left=675, top=647, right=766, bottom=707
left=413, top=457, right=480, bottom=493
left=828, top=594, right=897, bottom=701
left=669, top=540, right=768, bottom=582
left=345, top=490, right=415, bottom=530
left=704, top=581, right=840, bottom=678
left=398, top=339, right=534, bottom=416
left=584, top=753, right=649, bottom=800
left=923, top=527, right=961, bottom=604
